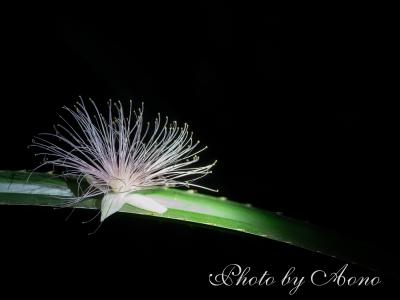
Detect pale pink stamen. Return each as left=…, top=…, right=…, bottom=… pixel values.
left=31, top=98, right=216, bottom=220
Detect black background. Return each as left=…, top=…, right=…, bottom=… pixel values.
left=1, top=5, right=398, bottom=297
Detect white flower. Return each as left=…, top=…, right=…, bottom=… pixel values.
left=32, top=98, right=216, bottom=221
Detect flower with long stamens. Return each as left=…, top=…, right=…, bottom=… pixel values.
left=31, top=98, right=216, bottom=221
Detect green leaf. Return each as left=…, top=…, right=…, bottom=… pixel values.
left=0, top=170, right=384, bottom=273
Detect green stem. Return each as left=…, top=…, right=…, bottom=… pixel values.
left=0, top=170, right=386, bottom=274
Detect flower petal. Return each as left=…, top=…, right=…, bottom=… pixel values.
left=125, top=193, right=168, bottom=214
left=101, top=192, right=129, bottom=222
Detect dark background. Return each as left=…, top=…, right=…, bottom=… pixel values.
left=1, top=5, right=398, bottom=297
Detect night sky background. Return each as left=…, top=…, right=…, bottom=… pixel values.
left=1, top=5, right=398, bottom=297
